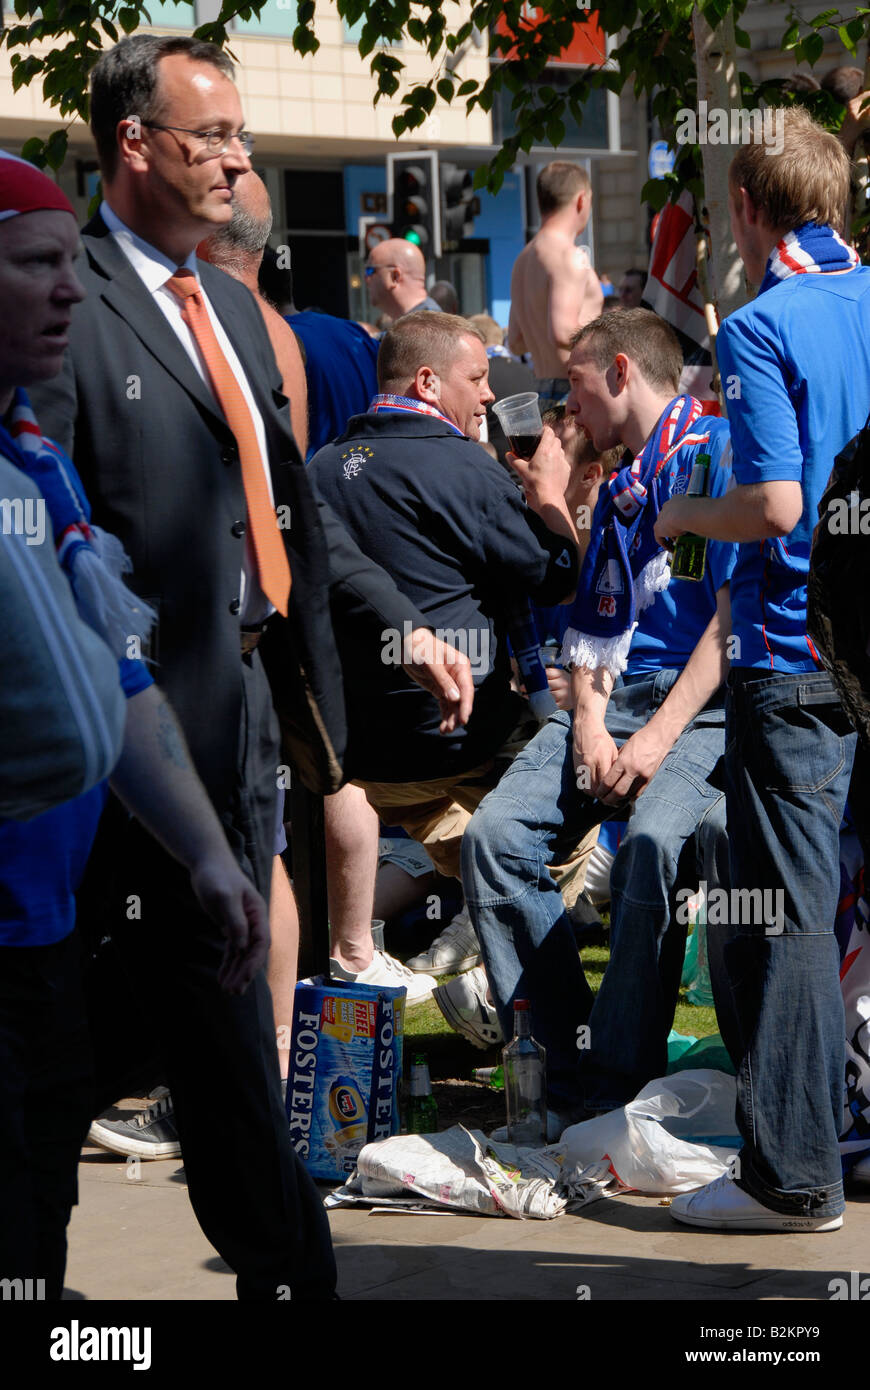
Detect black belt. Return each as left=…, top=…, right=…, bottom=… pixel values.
left=241, top=622, right=267, bottom=655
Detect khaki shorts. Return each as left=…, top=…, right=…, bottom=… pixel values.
left=354, top=716, right=597, bottom=897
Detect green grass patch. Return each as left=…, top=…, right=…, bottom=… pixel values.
left=404, top=938, right=719, bottom=1075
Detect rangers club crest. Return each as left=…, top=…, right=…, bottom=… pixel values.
left=340, top=445, right=373, bottom=479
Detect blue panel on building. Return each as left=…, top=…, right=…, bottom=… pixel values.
left=343, top=165, right=387, bottom=237
left=473, top=170, right=524, bottom=327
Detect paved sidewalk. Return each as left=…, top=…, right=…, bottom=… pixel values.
left=65, top=1137, right=870, bottom=1302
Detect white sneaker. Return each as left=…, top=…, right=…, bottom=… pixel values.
left=406, top=906, right=482, bottom=976
left=433, top=965, right=503, bottom=1049
left=330, top=949, right=437, bottom=1004
left=87, top=1093, right=181, bottom=1160
left=669, top=1172, right=844, bottom=1232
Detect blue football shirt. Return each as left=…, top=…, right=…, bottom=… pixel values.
left=716, top=264, right=870, bottom=671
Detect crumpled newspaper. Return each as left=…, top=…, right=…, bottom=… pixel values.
left=327, top=1125, right=570, bottom=1219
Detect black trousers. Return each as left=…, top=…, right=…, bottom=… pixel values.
left=80, top=653, right=336, bottom=1300
left=0, top=930, right=92, bottom=1300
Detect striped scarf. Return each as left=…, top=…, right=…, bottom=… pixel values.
left=562, top=394, right=709, bottom=679
left=759, top=222, right=859, bottom=295
left=368, top=393, right=464, bottom=434
left=0, top=389, right=154, bottom=658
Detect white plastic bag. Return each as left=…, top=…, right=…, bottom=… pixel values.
left=560, top=1069, right=740, bottom=1196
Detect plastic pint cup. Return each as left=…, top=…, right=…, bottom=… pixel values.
left=492, top=392, right=543, bottom=459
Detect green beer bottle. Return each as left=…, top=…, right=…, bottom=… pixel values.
left=406, top=1052, right=438, bottom=1134
left=671, top=452, right=711, bottom=582
left=472, top=1065, right=505, bottom=1090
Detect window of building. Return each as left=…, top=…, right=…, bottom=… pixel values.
left=233, top=0, right=297, bottom=37
left=342, top=16, right=401, bottom=46
left=145, top=0, right=196, bottom=27
left=493, top=66, right=608, bottom=150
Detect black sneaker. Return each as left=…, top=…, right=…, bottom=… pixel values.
left=87, top=1092, right=181, bottom=1160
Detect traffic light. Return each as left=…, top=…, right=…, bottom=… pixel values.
left=440, top=162, right=480, bottom=251
left=387, top=151, right=441, bottom=258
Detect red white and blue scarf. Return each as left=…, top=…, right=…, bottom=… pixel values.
left=562, top=394, right=709, bottom=678
left=759, top=222, right=859, bottom=295
left=368, top=393, right=465, bottom=435
left=0, top=389, right=154, bottom=657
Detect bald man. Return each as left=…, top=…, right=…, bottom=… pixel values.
left=200, top=170, right=308, bottom=457
left=364, top=237, right=441, bottom=320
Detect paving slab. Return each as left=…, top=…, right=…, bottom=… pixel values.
left=64, top=1141, right=870, bottom=1303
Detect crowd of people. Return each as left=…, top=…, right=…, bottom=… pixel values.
left=2, top=29, right=869, bottom=1302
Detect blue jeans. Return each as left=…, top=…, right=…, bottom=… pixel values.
left=461, top=672, right=728, bottom=1113
left=724, top=670, right=856, bottom=1218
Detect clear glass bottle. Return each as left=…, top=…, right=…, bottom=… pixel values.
left=406, top=1052, right=438, bottom=1133
left=502, top=1000, right=547, bottom=1146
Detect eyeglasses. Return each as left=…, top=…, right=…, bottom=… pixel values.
left=141, top=123, right=255, bottom=157
left=364, top=263, right=398, bottom=277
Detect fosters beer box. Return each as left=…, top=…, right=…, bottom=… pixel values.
left=286, top=979, right=406, bottom=1181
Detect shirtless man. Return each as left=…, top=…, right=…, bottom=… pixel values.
left=508, top=162, right=604, bottom=410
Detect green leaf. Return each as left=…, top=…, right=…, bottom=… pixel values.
left=803, top=32, right=824, bottom=64
left=734, top=25, right=750, bottom=48
left=847, top=16, right=866, bottom=42
left=546, top=117, right=566, bottom=148
left=118, top=7, right=139, bottom=33
left=407, top=18, right=426, bottom=42
left=782, top=20, right=800, bottom=49
left=641, top=177, right=671, bottom=211
left=11, top=54, right=42, bottom=91
left=437, top=77, right=454, bottom=101
left=837, top=24, right=855, bottom=54
left=292, top=25, right=319, bottom=55
left=101, top=17, right=118, bottom=40
left=810, top=8, right=837, bottom=28
left=44, top=127, right=68, bottom=171
left=20, top=135, right=46, bottom=167
left=456, top=79, right=476, bottom=96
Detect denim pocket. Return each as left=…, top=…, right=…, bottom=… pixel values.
left=743, top=690, right=852, bottom=794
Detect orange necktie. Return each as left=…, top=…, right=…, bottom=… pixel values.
left=166, top=268, right=291, bottom=617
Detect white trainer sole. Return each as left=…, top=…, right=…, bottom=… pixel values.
left=407, top=951, right=482, bottom=978
left=87, top=1121, right=181, bottom=1160
left=433, top=986, right=501, bottom=1050
left=670, top=1205, right=843, bottom=1233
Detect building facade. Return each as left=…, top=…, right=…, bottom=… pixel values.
left=0, top=0, right=859, bottom=325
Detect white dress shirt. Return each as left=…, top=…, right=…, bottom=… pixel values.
left=101, top=200, right=274, bottom=623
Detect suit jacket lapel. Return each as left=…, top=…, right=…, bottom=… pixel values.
left=83, top=215, right=228, bottom=428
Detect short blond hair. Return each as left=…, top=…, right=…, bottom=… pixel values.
left=729, top=105, right=851, bottom=234
left=466, top=313, right=504, bottom=347
left=377, top=311, right=484, bottom=391
left=537, top=161, right=591, bottom=216
left=571, top=309, right=682, bottom=394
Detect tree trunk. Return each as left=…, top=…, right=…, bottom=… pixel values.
left=692, top=5, right=749, bottom=322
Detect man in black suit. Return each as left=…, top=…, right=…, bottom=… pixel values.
left=31, top=33, right=471, bottom=1300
